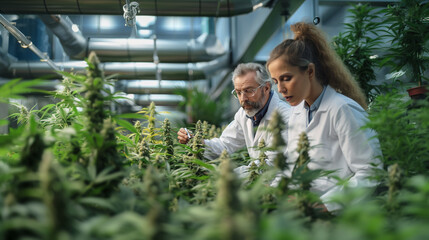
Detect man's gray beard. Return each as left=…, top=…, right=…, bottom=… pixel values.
left=242, top=101, right=262, bottom=117
left=241, top=90, right=265, bottom=117
left=244, top=108, right=260, bottom=117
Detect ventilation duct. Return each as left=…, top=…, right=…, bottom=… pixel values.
left=0, top=0, right=272, bottom=16
left=4, top=56, right=230, bottom=80
left=116, top=80, right=190, bottom=94
left=0, top=49, right=10, bottom=74
left=85, top=34, right=225, bottom=62
left=39, top=15, right=225, bottom=62
left=38, top=15, right=86, bottom=57
left=133, top=94, right=184, bottom=106
left=0, top=14, right=60, bottom=72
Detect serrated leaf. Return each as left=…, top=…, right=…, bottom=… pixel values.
left=79, top=197, right=115, bottom=211
left=115, top=118, right=138, bottom=134
left=191, top=159, right=215, bottom=171
left=114, top=113, right=148, bottom=119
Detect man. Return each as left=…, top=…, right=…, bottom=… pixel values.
left=177, top=62, right=290, bottom=175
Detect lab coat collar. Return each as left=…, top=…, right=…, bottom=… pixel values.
left=317, top=85, right=336, bottom=113
left=251, top=91, right=281, bottom=142
left=293, top=85, right=336, bottom=116
left=246, top=91, right=274, bottom=126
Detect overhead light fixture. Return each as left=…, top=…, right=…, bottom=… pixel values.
left=164, top=17, right=187, bottom=31
left=138, top=29, right=152, bottom=37
left=71, top=24, right=80, bottom=32
left=253, top=3, right=263, bottom=11
left=100, top=16, right=116, bottom=30
left=136, top=16, right=156, bottom=28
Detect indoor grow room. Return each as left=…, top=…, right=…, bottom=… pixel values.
left=0, top=0, right=429, bottom=239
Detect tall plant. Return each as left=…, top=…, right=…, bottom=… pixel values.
left=382, top=0, right=429, bottom=89
left=333, top=4, right=384, bottom=102
left=176, top=87, right=230, bottom=127
left=364, top=91, right=429, bottom=176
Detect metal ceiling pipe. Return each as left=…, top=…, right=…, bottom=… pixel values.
left=38, top=15, right=86, bottom=58
left=0, top=79, right=61, bottom=92
left=5, top=61, right=210, bottom=80
left=0, top=48, right=10, bottom=74
left=0, top=0, right=272, bottom=17
left=103, top=62, right=207, bottom=80
left=87, top=33, right=225, bottom=62
left=116, top=80, right=188, bottom=94
left=0, top=14, right=60, bottom=72
left=133, top=94, right=184, bottom=107
left=39, top=15, right=225, bottom=62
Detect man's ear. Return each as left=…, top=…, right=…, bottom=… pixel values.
left=308, top=63, right=315, bottom=79
left=265, top=82, right=271, bottom=92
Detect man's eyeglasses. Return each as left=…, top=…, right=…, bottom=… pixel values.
left=231, top=84, right=264, bottom=99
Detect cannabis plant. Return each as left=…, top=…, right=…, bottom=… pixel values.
left=176, top=87, right=230, bottom=126
left=387, top=163, right=402, bottom=213
left=382, top=0, right=429, bottom=88
left=147, top=101, right=156, bottom=143
left=333, top=3, right=383, bottom=102
left=214, top=150, right=252, bottom=240
left=4, top=49, right=429, bottom=240
left=365, top=91, right=429, bottom=176
left=162, top=118, right=174, bottom=157
left=267, top=110, right=289, bottom=197
left=245, top=139, right=269, bottom=188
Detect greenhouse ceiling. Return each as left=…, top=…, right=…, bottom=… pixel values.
left=0, top=0, right=304, bottom=110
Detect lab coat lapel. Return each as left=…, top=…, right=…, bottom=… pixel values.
left=254, top=92, right=278, bottom=145
left=308, top=86, right=334, bottom=128
left=293, top=86, right=335, bottom=131
left=316, top=86, right=334, bottom=113
left=293, top=101, right=307, bottom=131
left=254, top=118, right=267, bottom=145
left=245, top=117, right=255, bottom=142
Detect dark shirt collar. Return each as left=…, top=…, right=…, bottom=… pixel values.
left=247, top=91, right=273, bottom=127
left=303, top=85, right=327, bottom=124
left=304, top=85, right=326, bottom=111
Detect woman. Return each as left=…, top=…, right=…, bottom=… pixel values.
left=266, top=22, right=382, bottom=212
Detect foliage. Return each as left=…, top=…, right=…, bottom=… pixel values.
left=175, top=87, right=231, bottom=127
left=365, top=92, right=429, bottom=177
left=333, top=4, right=384, bottom=102
left=0, top=78, right=49, bottom=103
left=1, top=53, right=429, bottom=239
left=381, top=0, right=429, bottom=87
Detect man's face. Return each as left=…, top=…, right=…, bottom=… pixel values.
left=233, top=71, right=268, bottom=117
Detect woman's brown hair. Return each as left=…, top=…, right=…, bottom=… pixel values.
left=266, top=22, right=367, bottom=109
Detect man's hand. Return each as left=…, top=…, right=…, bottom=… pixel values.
left=312, top=202, right=329, bottom=212
left=177, top=128, right=191, bottom=144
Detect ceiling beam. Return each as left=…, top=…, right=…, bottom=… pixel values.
left=234, top=0, right=304, bottom=64
left=210, top=0, right=304, bottom=98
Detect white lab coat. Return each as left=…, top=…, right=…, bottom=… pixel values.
left=285, top=85, right=382, bottom=212
left=204, top=92, right=291, bottom=169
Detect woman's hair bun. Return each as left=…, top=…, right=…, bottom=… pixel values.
left=291, top=22, right=309, bottom=41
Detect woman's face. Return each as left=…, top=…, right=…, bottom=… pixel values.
left=268, top=57, right=314, bottom=106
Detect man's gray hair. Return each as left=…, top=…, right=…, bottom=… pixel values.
left=232, top=62, right=272, bottom=85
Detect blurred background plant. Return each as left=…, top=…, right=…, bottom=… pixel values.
left=365, top=91, right=429, bottom=177
left=332, top=3, right=384, bottom=103
left=380, top=0, right=429, bottom=98
left=175, top=86, right=232, bottom=127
